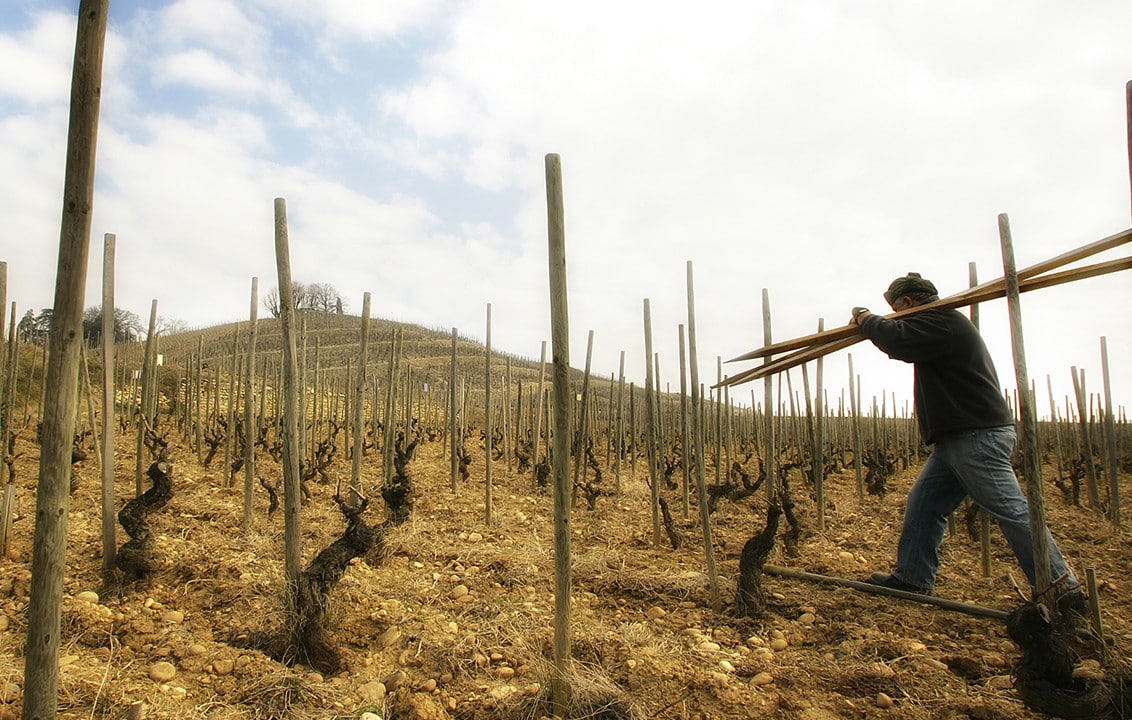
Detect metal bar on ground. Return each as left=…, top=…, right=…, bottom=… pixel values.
left=764, top=565, right=1009, bottom=620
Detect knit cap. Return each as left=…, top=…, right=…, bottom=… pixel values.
left=884, top=272, right=939, bottom=304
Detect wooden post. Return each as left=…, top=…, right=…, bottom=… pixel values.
left=998, top=213, right=1053, bottom=612
left=350, top=293, right=371, bottom=504
left=1126, top=80, right=1132, bottom=219
left=504, top=357, right=513, bottom=472
left=99, top=242, right=122, bottom=561
left=24, top=1, right=108, bottom=715
left=571, top=330, right=594, bottom=507
left=848, top=355, right=864, bottom=500
left=642, top=300, right=661, bottom=545
left=1099, top=337, right=1120, bottom=527
left=965, top=262, right=993, bottom=578
left=762, top=289, right=776, bottom=500
left=1070, top=367, right=1101, bottom=508
left=272, top=197, right=302, bottom=591
left=678, top=325, right=691, bottom=519
left=2, top=309, right=17, bottom=486
left=813, top=320, right=825, bottom=531
left=484, top=304, right=493, bottom=525
left=194, top=334, right=203, bottom=464
left=298, top=315, right=308, bottom=466
left=1046, top=376, right=1067, bottom=497
left=242, top=278, right=258, bottom=531
left=715, top=357, right=723, bottom=488
left=224, top=325, right=238, bottom=488
left=450, top=328, right=459, bottom=492
left=614, top=349, right=624, bottom=496
left=545, top=153, right=573, bottom=714
left=687, top=261, right=722, bottom=612
left=135, top=301, right=158, bottom=496
left=382, top=330, right=400, bottom=487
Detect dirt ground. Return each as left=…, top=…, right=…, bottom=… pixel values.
left=0, top=424, right=1128, bottom=720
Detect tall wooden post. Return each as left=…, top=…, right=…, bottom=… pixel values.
left=242, top=277, right=258, bottom=530
left=761, top=289, right=776, bottom=500
left=678, top=325, right=691, bottom=519
left=571, top=330, right=594, bottom=507
left=99, top=234, right=116, bottom=578
left=531, top=340, right=547, bottom=488
left=1099, top=337, right=1120, bottom=527
left=848, top=354, right=863, bottom=500
left=135, top=300, right=158, bottom=496
left=350, top=293, right=371, bottom=503
left=545, top=153, right=573, bottom=714
left=24, top=1, right=108, bottom=715
left=998, top=214, right=1053, bottom=612
left=813, top=319, right=825, bottom=531
left=273, top=198, right=302, bottom=592
left=643, top=300, right=661, bottom=545
left=687, top=261, right=722, bottom=612
left=450, top=328, right=459, bottom=492
left=614, top=349, right=625, bottom=495
left=484, top=304, right=493, bottom=524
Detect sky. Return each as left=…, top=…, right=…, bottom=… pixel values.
left=1, top=0, right=1130, bottom=419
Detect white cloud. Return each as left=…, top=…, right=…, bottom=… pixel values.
left=1, top=0, right=1130, bottom=413
left=0, top=11, right=75, bottom=103
left=155, top=48, right=262, bottom=94
left=157, top=0, right=267, bottom=60
left=253, top=0, right=442, bottom=42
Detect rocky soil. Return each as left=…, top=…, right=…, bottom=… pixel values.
left=0, top=425, right=1127, bottom=719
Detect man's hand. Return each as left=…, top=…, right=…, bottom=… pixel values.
left=850, top=307, right=871, bottom=326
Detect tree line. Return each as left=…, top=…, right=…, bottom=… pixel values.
left=14, top=281, right=347, bottom=346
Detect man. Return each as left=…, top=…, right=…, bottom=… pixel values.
left=850, top=272, right=1083, bottom=613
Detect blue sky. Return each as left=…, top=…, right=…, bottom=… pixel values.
left=2, top=0, right=1131, bottom=413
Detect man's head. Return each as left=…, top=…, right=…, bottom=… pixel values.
left=884, top=272, right=939, bottom=310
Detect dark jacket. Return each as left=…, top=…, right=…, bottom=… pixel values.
left=858, top=308, right=1014, bottom=444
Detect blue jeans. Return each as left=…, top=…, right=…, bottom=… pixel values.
left=891, top=425, right=1078, bottom=594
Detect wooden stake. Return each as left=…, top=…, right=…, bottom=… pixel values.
left=724, top=250, right=1132, bottom=387
left=24, top=1, right=108, bottom=714
left=848, top=355, right=864, bottom=500
left=484, top=304, right=493, bottom=525
left=678, top=325, right=690, bottom=519
left=1071, top=367, right=1101, bottom=509
left=272, top=197, right=303, bottom=591
left=999, top=214, right=1053, bottom=612
left=450, top=328, right=459, bottom=492
left=571, top=330, right=594, bottom=508
left=687, top=261, right=722, bottom=613
left=545, top=153, right=573, bottom=714
left=643, top=300, right=661, bottom=545
left=1126, top=79, right=1132, bottom=219
left=1099, top=337, right=1121, bottom=527
left=614, top=349, right=624, bottom=496
left=761, top=289, right=776, bottom=500
left=970, top=262, right=993, bottom=580
left=242, top=277, right=258, bottom=531
left=350, top=293, right=371, bottom=504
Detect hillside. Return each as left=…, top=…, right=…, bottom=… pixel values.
left=0, top=398, right=1128, bottom=718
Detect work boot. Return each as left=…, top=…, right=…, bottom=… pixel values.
left=867, top=572, right=931, bottom=595
left=1056, top=588, right=1088, bottom=619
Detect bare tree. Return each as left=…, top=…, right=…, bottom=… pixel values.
left=155, top=315, right=191, bottom=336
left=264, top=282, right=345, bottom=317
left=81, top=305, right=143, bottom=346
left=306, top=282, right=346, bottom=313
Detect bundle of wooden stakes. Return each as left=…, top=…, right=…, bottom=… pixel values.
left=719, top=227, right=1132, bottom=388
